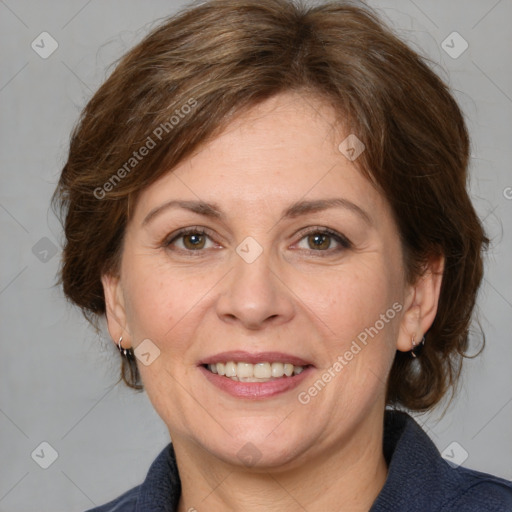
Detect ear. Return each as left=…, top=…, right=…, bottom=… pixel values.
left=101, top=272, right=129, bottom=347
left=396, top=254, right=445, bottom=353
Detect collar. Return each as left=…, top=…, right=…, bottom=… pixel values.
left=133, top=410, right=468, bottom=511
left=135, top=442, right=181, bottom=512
left=370, top=410, right=455, bottom=511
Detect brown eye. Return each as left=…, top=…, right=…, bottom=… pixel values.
left=296, top=228, right=352, bottom=253
left=307, top=233, right=331, bottom=250
left=182, top=233, right=206, bottom=250
left=164, top=228, right=216, bottom=253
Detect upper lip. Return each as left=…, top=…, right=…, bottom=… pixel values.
left=200, top=351, right=313, bottom=367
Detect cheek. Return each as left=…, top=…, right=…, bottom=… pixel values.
left=121, top=255, right=215, bottom=351
left=302, top=263, right=399, bottom=335
left=298, top=264, right=403, bottom=404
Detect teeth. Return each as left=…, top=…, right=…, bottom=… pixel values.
left=271, top=362, right=284, bottom=378
left=254, top=362, right=271, bottom=379
left=224, top=361, right=237, bottom=377
left=237, top=362, right=252, bottom=378
left=206, top=361, right=306, bottom=381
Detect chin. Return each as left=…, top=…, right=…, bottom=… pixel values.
left=202, top=425, right=313, bottom=471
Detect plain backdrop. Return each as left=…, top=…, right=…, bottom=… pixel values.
left=1, top=0, right=511, bottom=510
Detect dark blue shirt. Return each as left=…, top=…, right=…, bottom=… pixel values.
left=86, top=411, right=512, bottom=511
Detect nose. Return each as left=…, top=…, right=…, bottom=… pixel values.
left=215, top=247, right=295, bottom=330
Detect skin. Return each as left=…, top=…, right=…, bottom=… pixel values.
left=103, top=92, right=444, bottom=511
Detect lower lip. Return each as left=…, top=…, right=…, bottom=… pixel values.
left=199, top=365, right=313, bottom=399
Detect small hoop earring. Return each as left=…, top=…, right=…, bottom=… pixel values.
left=411, top=335, right=425, bottom=358
left=117, top=336, right=134, bottom=359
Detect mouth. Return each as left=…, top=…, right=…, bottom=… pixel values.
left=202, top=361, right=309, bottom=382
left=198, top=351, right=314, bottom=399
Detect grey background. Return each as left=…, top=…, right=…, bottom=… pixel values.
left=1, top=0, right=511, bottom=510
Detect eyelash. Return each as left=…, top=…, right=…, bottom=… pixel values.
left=163, top=226, right=352, bottom=256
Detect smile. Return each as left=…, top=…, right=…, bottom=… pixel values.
left=199, top=351, right=314, bottom=399
left=205, top=361, right=306, bottom=381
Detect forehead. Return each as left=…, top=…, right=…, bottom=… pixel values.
left=133, top=92, right=382, bottom=222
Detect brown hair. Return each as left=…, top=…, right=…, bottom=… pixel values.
left=53, top=0, right=488, bottom=411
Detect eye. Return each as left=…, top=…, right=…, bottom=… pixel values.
left=164, top=227, right=218, bottom=252
left=163, top=226, right=351, bottom=255
left=295, top=228, right=351, bottom=253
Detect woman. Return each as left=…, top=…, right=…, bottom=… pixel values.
left=53, top=0, right=512, bottom=510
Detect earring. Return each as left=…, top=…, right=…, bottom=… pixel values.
left=411, top=335, right=425, bottom=358
left=117, top=336, right=134, bottom=359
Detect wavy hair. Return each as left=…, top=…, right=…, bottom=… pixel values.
left=53, top=0, right=489, bottom=411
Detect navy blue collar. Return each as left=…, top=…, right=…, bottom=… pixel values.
left=135, top=441, right=181, bottom=511
left=371, top=410, right=455, bottom=510
left=131, top=410, right=511, bottom=511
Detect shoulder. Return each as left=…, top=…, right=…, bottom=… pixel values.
left=83, top=485, right=140, bottom=512
left=441, top=466, right=512, bottom=511
left=82, top=442, right=180, bottom=511
left=372, top=411, right=512, bottom=512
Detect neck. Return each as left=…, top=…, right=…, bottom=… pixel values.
left=173, top=411, right=388, bottom=512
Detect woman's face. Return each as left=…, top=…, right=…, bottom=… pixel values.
left=104, top=92, right=421, bottom=469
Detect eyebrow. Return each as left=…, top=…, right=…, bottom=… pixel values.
left=142, top=197, right=372, bottom=226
